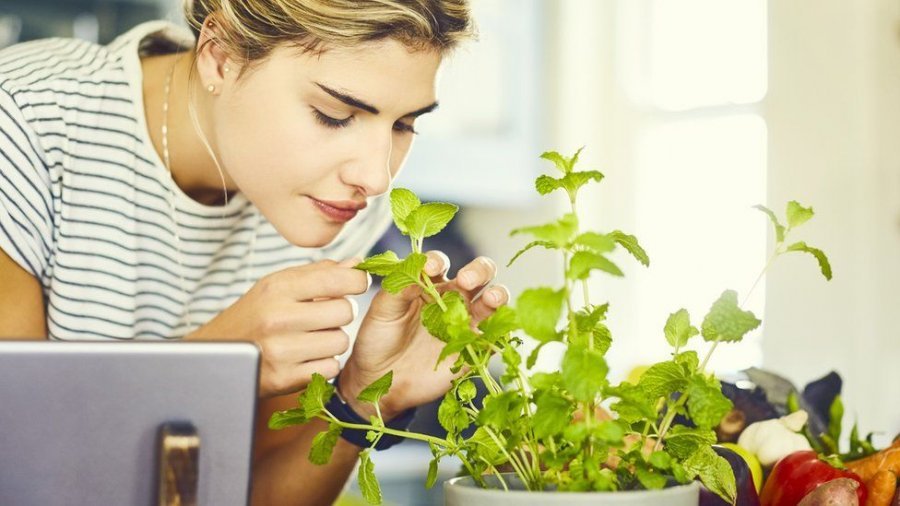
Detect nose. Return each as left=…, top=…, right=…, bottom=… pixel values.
left=342, top=128, right=393, bottom=197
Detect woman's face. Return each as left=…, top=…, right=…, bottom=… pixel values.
left=210, top=39, right=442, bottom=247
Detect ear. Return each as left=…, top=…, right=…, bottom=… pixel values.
left=195, top=17, right=233, bottom=95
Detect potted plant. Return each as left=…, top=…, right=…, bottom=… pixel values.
left=269, top=148, right=832, bottom=505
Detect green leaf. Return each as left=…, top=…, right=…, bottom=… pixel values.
left=435, top=328, right=478, bottom=365
left=516, top=287, right=565, bottom=343
left=754, top=204, right=786, bottom=243
left=674, top=350, right=700, bottom=372
left=468, top=427, right=507, bottom=466
left=532, top=391, right=572, bottom=439
left=683, top=446, right=737, bottom=504
left=507, top=240, right=557, bottom=267
left=425, top=457, right=440, bottom=489
left=437, top=391, right=469, bottom=435
left=571, top=304, right=613, bottom=353
left=609, top=230, right=650, bottom=267
left=308, top=422, right=342, bottom=465
left=381, top=252, right=427, bottom=294
left=636, top=468, right=667, bottom=490
left=421, top=291, right=467, bottom=342
left=390, top=188, right=420, bottom=235
left=300, top=373, right=334, bottom=419
left=529, top=371, right=562, bottom=390
left=568, top=251, right=623, bottom=280
left=608, top=382, right=658, bottom=424
left=355, top=251, right=402, bottom=277
left=594, top=420, right=625, bottom=444
left=477, top=305, right=519, bottom=342
left=476, top=392, right=524, bottom=431
left=268, top=408, right=307, bottom=430
left=561, top=345, right=608, bottom=402
left=786, top=200, right=814, bottom=229
left=664, top=425, right=717, bottom=459
left=500, top=346, right=522, bottom=383
left=664, top=309, right=699, bottom=349
left=510, top=213, right=579, bottom=248
left=686, top=374, right=733, bottom=430
left=574, top=232, right=616, bottom=254
left=357, top=371, right=393, bottom=404
left=649, top=451, right=672, bottom=471
left=562, top=170, right=604, bottom=196
left=639, top=360, right=689, bottom=399
left=405, top=202, right=459, bottom=239
left=526, top=342, right=545, bottom=369
left=540, top=150, right=571, bottom=174
left=457, top=380, right=477, bottom=403
left=828, top=395, right=844, bottom=447
left=786, top=241, right=833, bottom=280
left=700, top=290, right=762, bottom=343
left=540, top=147, right=584, bottom=174
left=358, top=449, right=383, bottom=505
left=535, top=174, right=564, bottom=195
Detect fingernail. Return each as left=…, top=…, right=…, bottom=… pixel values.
left=425, top=259, right=438, bottom=273
left=365, top=273, right=373, bottom=290
left=459, top=270, right=474, bottom=286
left=485, top=289, right=498, bottom=304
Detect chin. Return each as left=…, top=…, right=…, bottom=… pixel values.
left=282, top=224, right=344, bottom=249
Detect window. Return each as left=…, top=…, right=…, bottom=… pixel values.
left=608, top=0, right=769, bottom=374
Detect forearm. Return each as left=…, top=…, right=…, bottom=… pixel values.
left=251, top=416, right=361, bottom=506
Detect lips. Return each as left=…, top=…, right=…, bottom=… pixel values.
left=310, top=197, right=366, bottom=223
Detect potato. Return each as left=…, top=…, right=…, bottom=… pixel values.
left=797, top=478, right=861, bottom=506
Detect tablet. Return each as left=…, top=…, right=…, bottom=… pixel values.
left=0, top=340, right=259, bottom=506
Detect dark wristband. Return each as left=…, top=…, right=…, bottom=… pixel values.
left=326, top=375, right=416, bottom=451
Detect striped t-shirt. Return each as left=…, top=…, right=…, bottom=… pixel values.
left=0, top=21, right=391, bottom=340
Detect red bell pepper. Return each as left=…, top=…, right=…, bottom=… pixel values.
left=760, top=451, right=868, bottom=506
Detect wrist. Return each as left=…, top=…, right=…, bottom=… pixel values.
left=327, top=375, right=416, bottom=451
left=337, top=369, right=403, bottom=422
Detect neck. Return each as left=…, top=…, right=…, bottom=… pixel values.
left=144, top=52, right=237, bottom=206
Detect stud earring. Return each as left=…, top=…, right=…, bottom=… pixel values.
left=207, top=84, right=216, bottom=93
left=224, top=65, right=230, bottom=73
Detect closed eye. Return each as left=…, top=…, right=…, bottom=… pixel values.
left=393, top=121, right=418, bottom=135
left=312, top=107, right=353, bottom=129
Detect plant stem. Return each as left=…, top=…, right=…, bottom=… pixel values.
left=319, top=411, right=449, bottom=448
left=698, top=248, right=780, bottom=372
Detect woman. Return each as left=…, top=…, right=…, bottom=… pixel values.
left=0, top=0, right=509, bottom=503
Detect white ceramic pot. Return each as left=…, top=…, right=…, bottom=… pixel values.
left=444, top=474, right=700, bottom=506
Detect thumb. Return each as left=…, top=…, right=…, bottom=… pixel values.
left=337, top=256, right=362, bottom=268
left=367, top=281, right=427, bottom=323
left=338, top=256, right=373, bottom=291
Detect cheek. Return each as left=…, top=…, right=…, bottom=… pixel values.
left=214, top=91, right=325, bottom=192
left=389, top=134, right=416, bottom=177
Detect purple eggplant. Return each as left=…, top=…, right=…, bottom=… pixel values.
left=699, top=446, right=760, bottom=506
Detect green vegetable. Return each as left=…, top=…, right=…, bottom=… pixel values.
left=268, top=150, right=833, bottom=504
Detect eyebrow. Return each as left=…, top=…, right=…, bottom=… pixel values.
left=315, top=82, right=439, bottom=118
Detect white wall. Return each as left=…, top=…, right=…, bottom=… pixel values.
left=764, top=0, right=900, bottom=440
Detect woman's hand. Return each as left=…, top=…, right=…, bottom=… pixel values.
left=338, top=252, right=509, bottom=420
left=187, top=258, right=369, bottom=398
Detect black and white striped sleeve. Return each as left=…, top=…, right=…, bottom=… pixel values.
left=0, top=84, right=53, bottom=278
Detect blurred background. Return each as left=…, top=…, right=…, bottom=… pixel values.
left=2, top=0, right=898, bottom=503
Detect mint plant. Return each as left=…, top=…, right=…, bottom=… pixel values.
left=269, top=148, right=832, bottom=505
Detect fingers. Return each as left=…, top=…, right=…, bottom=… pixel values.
left=424, top=250, right=451, bottom=280
left=264, top=259, right=370, bottom=301
left=258, top=329, right=350, bottom=397
left=259, top=297, right=356, bottom=333
left=455, top=256, right=497, bottom=294
left=470, top=284, right=511, bottom=324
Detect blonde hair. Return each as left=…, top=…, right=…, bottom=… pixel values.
left=183, top=0, right=474, bottom=68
